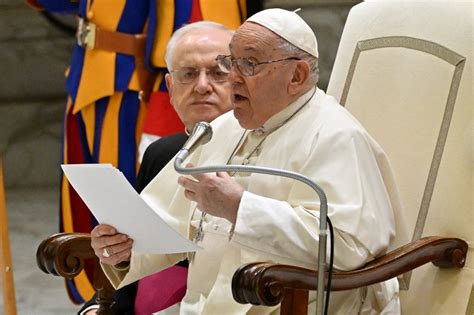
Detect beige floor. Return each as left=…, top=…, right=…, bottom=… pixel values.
left=2, top=187, right=80, bottom=315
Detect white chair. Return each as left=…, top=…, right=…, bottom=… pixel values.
left=327, top=1, right=472, bottom=313
left=232, top=1, right=473, bottom=314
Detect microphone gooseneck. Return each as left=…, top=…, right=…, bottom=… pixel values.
left=174, top=122, right=332, bottom=315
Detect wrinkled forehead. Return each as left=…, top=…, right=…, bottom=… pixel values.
left=229, top=22, right=281, bottom=57
left=178, top=27, right=232, bottom=51
left=170, top=28, right=232, bottom=66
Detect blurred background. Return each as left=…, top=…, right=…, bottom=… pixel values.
left=0, top=0, right=360, bottom=313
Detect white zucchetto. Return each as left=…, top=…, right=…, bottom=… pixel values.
left=246, top=8, right=319, bottom=58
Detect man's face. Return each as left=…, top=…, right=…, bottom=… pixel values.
left=165, top=28, right=233, bottom=130
left=228, top=22, right=298, bottom=129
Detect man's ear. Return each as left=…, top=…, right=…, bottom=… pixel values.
left=288, top=60, right=310, bottom=95
left=165, top=73, right=174, bottom=105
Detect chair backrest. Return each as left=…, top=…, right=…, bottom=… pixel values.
left=326, top=1, right=473, bottom=314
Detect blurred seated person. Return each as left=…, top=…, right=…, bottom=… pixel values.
left=80, top=21, right=233, bottom=315
left=91, top=9, right=402, bottom=314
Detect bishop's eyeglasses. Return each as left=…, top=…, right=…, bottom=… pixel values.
left=216, top=55, right=300, bottom=77
left=169, top=67, right=229, bottom=84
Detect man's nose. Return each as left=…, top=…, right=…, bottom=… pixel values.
left=227, top=66, right=243, bottom=84
left=194, top=70, right=212, bottom=93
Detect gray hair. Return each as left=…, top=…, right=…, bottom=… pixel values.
left=165, top=21, right=233, bottom=69
left=276, top=36, right=319, bottom=84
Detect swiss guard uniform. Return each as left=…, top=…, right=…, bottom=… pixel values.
left=27, top=0, right=261, bottom=306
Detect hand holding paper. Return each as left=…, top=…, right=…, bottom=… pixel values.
left=90, top=223, right=133, bottom=265
left=61, top=164, right=201, bottom=254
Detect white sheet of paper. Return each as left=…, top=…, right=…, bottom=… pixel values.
left=61, top=164, right=201, bottom=254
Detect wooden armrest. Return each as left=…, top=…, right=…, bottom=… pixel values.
left=36, top=232, right=115, bottom=314
left=232, top=236, right=468, bottom=308
left=36, top=232, right=95, bottom=277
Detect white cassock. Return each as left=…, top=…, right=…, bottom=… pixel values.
left=103, top=87, right=402, bottom=314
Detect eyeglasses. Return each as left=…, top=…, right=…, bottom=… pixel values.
left=216, top=55, right=300, bottom=76
left=169, top=67, right=229, bottom=84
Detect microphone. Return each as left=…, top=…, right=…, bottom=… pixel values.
left=175, top=121, right=213, bottom=162
left=174, top=124, right=331, bottom=315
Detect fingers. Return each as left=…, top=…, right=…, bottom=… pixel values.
left=101, top=238, right=133, bottom=262
left=91, top=224, right=118, bottom=241
left=179, top=177, right=198, bottom=203
left=90, top=224, right=133, bottom=265
left=110, top=239, right=133, bottom=255
left=177, top=176, right=199, bottom=192
left=103, top=235, right=132, bottom=252
left=100, top=239, right=132, bottom=257
left=96, top=238, right=133, bottom=265
left=183, top=188, right=197, bottom=202
left=112, top=247, right=132, bottom=264
left=91, top=224, right=116, bottom=237
left=103, top=233, right=130, bottom=247
left=216, top=171, right=231, bottom=179
left=184, top=163, right=211, bottom=182
left=92, top=225, right=130, bottom=247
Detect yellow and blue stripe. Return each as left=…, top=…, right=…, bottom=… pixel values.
left=30, top=0, right=260, bottom=305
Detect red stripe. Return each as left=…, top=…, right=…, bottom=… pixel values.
left=142, top=91, right=185, bottom=136
left=65, top=107, right=96, bottom=291
left=66, top=108, right=95, bottom=233
left=189, top=0, right=203, bottom=22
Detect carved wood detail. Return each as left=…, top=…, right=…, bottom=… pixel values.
left=36, top=232, right=115, bottom=315
left=232, top=236, right=468, bottom=312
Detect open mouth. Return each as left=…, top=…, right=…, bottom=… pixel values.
left=233, top=93, right=248, bottom=103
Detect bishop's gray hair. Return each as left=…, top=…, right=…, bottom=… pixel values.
left=276, top=36, right=320, bottom=84
left=165, top=21, right=234, bottom=69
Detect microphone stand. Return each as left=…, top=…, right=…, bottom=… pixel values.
left=174, top=156, right=329, bottom=315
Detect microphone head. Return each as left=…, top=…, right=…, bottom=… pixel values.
left=175, top=121, right=213, bottom=167
left=190, top=121, right=213, bottom=146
